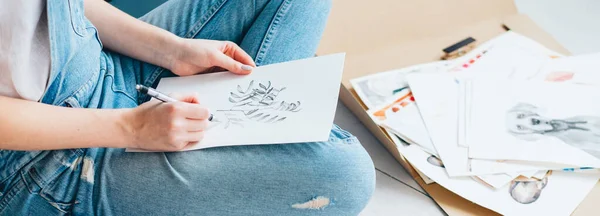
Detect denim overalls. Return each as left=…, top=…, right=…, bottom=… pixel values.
left=0, top=0, right=375, bottom=215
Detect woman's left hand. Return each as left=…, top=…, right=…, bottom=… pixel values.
left=169, top=39, right=256, bottom=76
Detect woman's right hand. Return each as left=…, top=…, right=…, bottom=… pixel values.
left=121, top=93, right=209, bottom=151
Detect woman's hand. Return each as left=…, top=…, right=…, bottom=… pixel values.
left=122, top=93, right=209, bottom=151
left=169, top=39, right=257, bottom=76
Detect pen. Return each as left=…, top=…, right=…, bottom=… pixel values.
left=135, top=84, right=216, bottom=122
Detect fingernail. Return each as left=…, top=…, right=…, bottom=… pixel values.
left=241, top=65, right=253, bottom=71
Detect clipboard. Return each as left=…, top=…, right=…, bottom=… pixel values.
left=315, top=0, right=598, bottom=215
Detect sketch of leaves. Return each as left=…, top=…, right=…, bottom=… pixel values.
left=279, top=101, right=285, bottom=110
left=287, top=103, right=296, bottom=111
left=267, top=81, right=271, bottom=89
left=259, top=114, right=270, bottom=121
left=259, top=83, right=267, bottom=90
left=265, top=115, right=279, bottom=123
left=265, top=87, right=273, bottom=96
left=275, top=117, right=287, bottom=123
left=237, top=85, right=244, bottom=93
left=256, top=89, right=266, bottom=94
left=248, top=80, right=254, bottom=89
left=230, top=92, right=241, bottom=98
left=246, top=109, right=259, bottom=115
left=250, top=113, right=263, bottom=119
left=229, top=97, right=236, bottom=103
left=280, top=87, right=286, bottom=92
left=234, top=101, right=252, bottom=107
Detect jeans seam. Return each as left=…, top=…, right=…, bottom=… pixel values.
left=104, top=74, right=137, bottom=103
left=187, top=0, right=229, bottom=39
left=254, top=0, right=292, bottom=65
left=0, top=178, right=25, bottom=212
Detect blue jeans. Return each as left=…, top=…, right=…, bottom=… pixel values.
left=0, top=0, right=375, bottom=215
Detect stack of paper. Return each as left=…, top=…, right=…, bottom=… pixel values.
left=351, top=31, right=600, bottom=215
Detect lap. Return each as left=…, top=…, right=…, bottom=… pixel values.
left=96, top=126, right=373, bottom=215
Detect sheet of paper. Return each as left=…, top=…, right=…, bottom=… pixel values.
left=520, top=52, right=600, bottom=84
left=398, top=144, right=600, bottom=216
left=388, top=131, right=436, bottom=184
left=408, top=73, right=566, bottom=176
left=127, top=53, right=345, bottom=151
left=366, top=89, right=414, bottom=123
left=472, top=173, right=514, bottom=188
left=468, top=79, right=600, bottom=167
left=380, top=103, right=438, bottom=156
left=350, top=61, right=453, bottom=109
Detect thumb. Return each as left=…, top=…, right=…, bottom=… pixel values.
left=213, top=52, right=253, bottom=75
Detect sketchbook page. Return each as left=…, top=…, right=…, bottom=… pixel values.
left=446, top=31, right=564, bottom=75
left=350, top=61, right=453, bottom=109
left=472, top=173, right=514, bottom=189
left=399, top=144, right=600, bottom=216
left=366, top=88, right=413, bottom=124
left=468, top=79, right=600, bottom=167
left=127, top=53, right=345, bottom=152
left=380, top=102, right=438, bottom=156
left=407, top=72, right=472, bottom=176
left=527, top=52, right=600, bottom=84
left=387, top=130, right=435, bottom=184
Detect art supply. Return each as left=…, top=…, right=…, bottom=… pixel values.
left=135, top=84, right=217, bottom=122
left=127, top=53, right=346, bottom=152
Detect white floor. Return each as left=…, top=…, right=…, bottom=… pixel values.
left=334, top=1, right=600, bottom=215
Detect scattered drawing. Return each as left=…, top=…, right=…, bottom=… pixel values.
left=216, top=80, right=302, bottom=129
left=427, top=155, right=445, bottom=168
left=509, top=171, right=551, bottom=204
left=544, top=71, right=574, bottom=82
left=505, top=103, right=600, bottom=158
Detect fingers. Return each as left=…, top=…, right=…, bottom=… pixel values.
left=229, top=42, right=256, bottom=67
left=170, top=93, right=200, bottom=104
left=213, top=52, right=253, bottom=75
left=181, top=103, right=210, bottom=120
left=186, top=119, right=209, bottom=131
left=184, top=131, right=205, bottom=143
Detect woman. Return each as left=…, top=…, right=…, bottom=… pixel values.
left=0, top=0, right=375, bottom=215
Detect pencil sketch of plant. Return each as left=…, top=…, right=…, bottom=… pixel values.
left=216, top=80, right=302, bottom=129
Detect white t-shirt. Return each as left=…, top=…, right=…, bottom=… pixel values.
left=0, top=0, right=50, bottom=101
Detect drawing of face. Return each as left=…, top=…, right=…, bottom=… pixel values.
left=427, top=155, right=445, bottom=168
left=508, top=171, right=551, bottom=204
left=506, top=111, right=554, bottom=134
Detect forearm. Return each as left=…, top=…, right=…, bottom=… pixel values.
left=84, top=0, right=181, bottom=70
left=0, top=96, right=131, bottom=150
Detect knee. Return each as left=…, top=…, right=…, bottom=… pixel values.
left=296, top=129, right=375, bottom=213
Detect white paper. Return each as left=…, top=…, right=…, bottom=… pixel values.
left=380, top=103, right=438, bottom=156
left=408, top=73, right=565, bottom=176
left=127, top=53, right=345, bottom=151
left=398, top=144, right=600, bottom=216
left=521, top=52, right=600, bottom=84
left=350, top=61, right=453, bottom=109
left=468, top=79, right=600, bottom=167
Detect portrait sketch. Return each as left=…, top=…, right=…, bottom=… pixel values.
left=505, top=103, right=600, bottom=158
